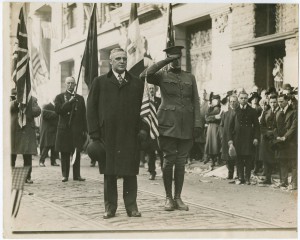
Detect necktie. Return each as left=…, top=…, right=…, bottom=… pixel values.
left=117, top=74, right=123, bottom=85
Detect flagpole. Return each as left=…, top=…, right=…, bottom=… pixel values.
left=68, top=3, right=96, bottom=127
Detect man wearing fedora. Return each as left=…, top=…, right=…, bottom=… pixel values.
left=140, top=46, right=201, bottom=211
left=87, top=48, right=144, bottom=219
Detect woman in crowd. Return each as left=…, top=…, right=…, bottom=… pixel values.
left=204, top=94, right=222, bottom=169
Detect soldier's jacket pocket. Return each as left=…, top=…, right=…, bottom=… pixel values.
left=158, top=105, right=175, bottom=127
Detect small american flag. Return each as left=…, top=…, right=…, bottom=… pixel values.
left=11, top=167, right=30, bottom=218
left=166, top=3, right=175, bottom=48
left=140, top=76, right=159, bottom=139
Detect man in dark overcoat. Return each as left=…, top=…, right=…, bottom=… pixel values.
left=87, top=48, right=144, bottom=219
left=228, top=91, right=260, bottom=185
left=54, top=76, right=87, bottom=182
left=273, top=94, right=297, bottom=189
left=259, top=94, right=278, bottom=184
left=11, top=89, right=41, bottom=183
left=220, top=94, right=238, bottom=179
left=39, top=99, right=59, bottom=167
left=140, top=46, right=201, bottom=211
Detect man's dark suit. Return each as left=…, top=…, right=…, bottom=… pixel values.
left=87, top=70, right=144, bottom=215
left=274, top=105, right=297, bottom=186
left=39, top=102, right=59, bottom=165
left=229, top=104, right=260, bottom=183
left=54, top=91, right=87, bottom=179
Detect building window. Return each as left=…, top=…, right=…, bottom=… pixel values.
left=254, top=42, right=285, bottom=90
left=60, top=60, right=74, bottom=92
left=62, top=3, right=78, bottom=39
left=255, top=4, right=276, bottom=37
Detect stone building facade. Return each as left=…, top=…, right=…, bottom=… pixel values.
left=8, top=3, right=298, bottom=103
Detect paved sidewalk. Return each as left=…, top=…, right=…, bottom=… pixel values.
left=6, top=154, right=297, bottom=238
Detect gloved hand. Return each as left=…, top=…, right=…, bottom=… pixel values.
left=69, top=95, right=77, bottom=103
left=137, top=129, right=148, bottom=141
left=228, top=144, right=237, bottom=157
left=253, top=139, right=258, bottom=146
left=193, top=127, right=202, bottom=138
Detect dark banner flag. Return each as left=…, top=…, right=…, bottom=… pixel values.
left=166, top=3, right=175, bottom=48
left=11, top=6, right=31, bottom=127
left=82, top=3, right=98, bottom=89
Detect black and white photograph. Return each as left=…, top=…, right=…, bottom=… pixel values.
left=2, top=1, right=298, bottom=239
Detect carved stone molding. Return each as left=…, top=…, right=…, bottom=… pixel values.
left=211, top=7, right=232, bottom=33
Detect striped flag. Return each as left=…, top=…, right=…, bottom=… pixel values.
left=31, top=47, right=45, bottom=79
left=12, top=6, right=31, bottom=128
left=140, top=80, right=159, bottom=139
left=81, top=3, right=99, bottom=89
left=11, top=167, right=30, bottom=218
left=126, top=3, right=144, bottom=71
left=166, top=3, right=175, bottom=48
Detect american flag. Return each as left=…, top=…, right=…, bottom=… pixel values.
left=12, top=6, right=31, bottom=128
left=11, top=167, right=30, bottom=218
left=166, top=3, right=175, bottom=48
left=140, top=78, right=159, bottom=139
left=31, top=47, right=45, bottom=80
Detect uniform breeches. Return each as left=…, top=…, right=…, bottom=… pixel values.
left=60, top=151, right=80, bottom=179
left=159, top=136, right=193, bottom=198
left=104, top=175, right=138, bottom=214
left=11, top=154, right=32, bottom=180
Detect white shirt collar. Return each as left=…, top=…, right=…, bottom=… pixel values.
left=282, top=104, right=289, bottom=114
left=112, top=70, right=125, bottom=80
left=240, top=104, right=247, bottom=109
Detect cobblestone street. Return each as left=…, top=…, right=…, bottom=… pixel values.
left=6, top=154, right=297, bottom=238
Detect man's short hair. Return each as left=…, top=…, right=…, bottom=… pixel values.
left=238, top=90, right=248, bottom=98
left=229, top=94, right=238, bottom=101
left=110, top=48, right=126, bottom=60
left=269, top=93, right=278, bottom=100
left=65, top=76, right=75, bottom=83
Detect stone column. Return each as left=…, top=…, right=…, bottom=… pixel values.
left=284, top=37, right=298, bottom=87
left=231, top=4, right=256, bottom=90
left=210, top=7, right=232, bottom=93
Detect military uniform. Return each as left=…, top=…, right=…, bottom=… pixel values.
left=140, top=51, right=201, bottom=210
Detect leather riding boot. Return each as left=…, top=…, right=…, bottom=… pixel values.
left=163, top=167, right=175, bottom=211
left=174, top=166, right=189, bottom=211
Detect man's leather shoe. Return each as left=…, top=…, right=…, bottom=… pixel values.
left=174, top=197, right=189, bottom=211
left=149, top=173, right=156, bottom=180
left=51, top=162, right=59, bottom=166
left=103, top=211, right=115, bottom=219
left=261, top=179, right=271, bottom=185
left=62, top=177, right=68, bottom=182
left=25, top=179, right=33, bottom=184
left=127, top=210, right=141, bottom=217
left=73, top=177, right=86, bottom=181
left=279, top=182, right=288, bottom=188
left=245, top=181, right=251, bottom=185
left=164, top=197, right=175, bottom=211
left=39, top=162, right=45, bottom=167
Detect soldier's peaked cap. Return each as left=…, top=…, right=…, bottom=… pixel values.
left=163, top=46, right=184, bottom=54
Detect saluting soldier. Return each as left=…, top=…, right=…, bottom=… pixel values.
left=140, top=46, right=201, bottom=211
left=54, top=76, right=87, bottom=182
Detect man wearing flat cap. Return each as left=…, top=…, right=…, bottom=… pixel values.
left=87, top=48, right=144, bottom=219
left=140, top=46, right=201, bottom=211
